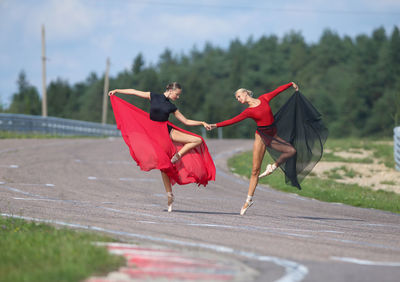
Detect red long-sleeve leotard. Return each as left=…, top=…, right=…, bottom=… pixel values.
left=216, top=83, right=293, bottom=127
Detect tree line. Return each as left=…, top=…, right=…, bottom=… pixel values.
left=2, top=26, right=400, bottom=138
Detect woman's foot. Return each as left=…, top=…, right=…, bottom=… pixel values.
left=240, top=195, right=254, bottom=215
left=167, top=192, right=174, bottom=212
left=259, top=163, right=277, bottom=178
left=171, top=152, right=182, bottom=164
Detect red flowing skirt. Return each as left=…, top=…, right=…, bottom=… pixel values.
left=110, top=96, right=216, bottom=186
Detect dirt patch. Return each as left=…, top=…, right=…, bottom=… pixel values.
left=333, top=150, right=372, bottom=160
left=313, top=149, right=400, bottom=193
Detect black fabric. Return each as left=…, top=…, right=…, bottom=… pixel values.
left=167, top=124, right=173, bottom=134
left=263, top=91, right=328, bottom=189
left=149, top=92, right=178, bottom=122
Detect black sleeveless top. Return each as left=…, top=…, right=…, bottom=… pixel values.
left=149, top=92, right=178, bottom=121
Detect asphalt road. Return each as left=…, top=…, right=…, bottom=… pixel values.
left=1, top=138, right=400, bottom=282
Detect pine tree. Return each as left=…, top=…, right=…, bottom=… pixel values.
left=8, top=71, right=41, bottom=115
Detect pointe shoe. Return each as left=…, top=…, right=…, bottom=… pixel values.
left=240, top=199, right=254, bottom=215
left=171, top=152, right=182, bottom=164
left=167, top=193, right=174, bottom=212
left=259, top=163, right=277, bottom=178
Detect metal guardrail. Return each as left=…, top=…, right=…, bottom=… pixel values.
left=395, top=126, right=400, bottom=171
left=0, top=113, right=120, bottom=137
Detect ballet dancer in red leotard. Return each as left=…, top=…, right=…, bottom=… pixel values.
left=208, top=82, right=299, bottom=215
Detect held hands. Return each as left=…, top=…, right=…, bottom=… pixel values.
left=108, top=89, right=118, bottom=96
left=202, top=122, right=210, bottom=129
left=292, top=82, right=299, bottom=91
left=205, top=123, right=217, bottom=131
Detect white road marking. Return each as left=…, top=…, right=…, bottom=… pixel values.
left=138, top=221, right=158, bottom=224
left=1, top=213, right=309, bottom=282
left=187, top=223, right=314, bottom=238
left=362, top=223, right=400, bottom=229
left=13, top=197, right=60, bottom=202
left=0, top=182, right=55, bottom=187
left=331, top=257, right=400, bottom=267
left=0, top=164, right=19, bottom=168
left=119, top=177, right=135, bottom=181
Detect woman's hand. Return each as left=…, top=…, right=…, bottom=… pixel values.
left=202, top=122, right=210, bottom=129
left=108, top=89, right=118, bottom=96
left=292, top=82, right=299, bottom=91
left=206, top=124, right=217, bottom=131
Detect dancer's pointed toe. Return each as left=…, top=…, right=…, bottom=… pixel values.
left=171, top=152, right=182, bottom=164
left=240, top=195, right=254, bottom=215
left=259, top=163, right=277, bottom=178
left=167, top=192, right=174, bottom=212
left=240, top=200, right=254, bottom=215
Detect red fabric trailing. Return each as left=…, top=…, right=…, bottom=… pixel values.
left=110, top=95, right=216, bottom=186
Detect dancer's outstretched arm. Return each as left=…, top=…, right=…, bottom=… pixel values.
left=108, top=89, right=150, bottom=99
left=260, top=82, right=299, bottom=102
left=206, top=111, right=248, bottom=131
left=173, top=110, right=209, bottom=128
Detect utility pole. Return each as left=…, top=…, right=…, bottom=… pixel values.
left=102, top=57, right=110, bottom=124
left=41, top=25, right=47, bottom=117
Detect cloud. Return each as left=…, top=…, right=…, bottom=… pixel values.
left=1, top=0, right=399, bottom=106
left=367, top=0, right=400, bottom=9
left=23, top=0, right=101, bottom=41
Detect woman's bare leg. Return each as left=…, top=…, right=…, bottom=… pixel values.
left=241, top=133, right=266, bottom=215
left=247, top=132, right=266, bottom=196
left=270, top=135, right=296, bottom=166
left=161, top=171, right=172, bottom=193
left=170, top=129, right=202, bottom=157
left=161, top=171, right=174, bottom=212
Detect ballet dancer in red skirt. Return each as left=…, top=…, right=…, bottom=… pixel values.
left=109, top=82, right=216, bottom=212
left=208, top=82, right=328, bottom=215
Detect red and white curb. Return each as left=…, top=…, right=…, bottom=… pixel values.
left=86, top=242, right=236, bottom=281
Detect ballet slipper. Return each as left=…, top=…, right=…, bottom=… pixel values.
left=167, top=192, right=174, bottom=212
left=240, top=195, right=254, bottom=215
left=259, top=163, right=277, bottom=178
left=171, top=152, right=182, bottom=164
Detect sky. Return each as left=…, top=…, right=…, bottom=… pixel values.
left=0, top=0, right=399, bottom=106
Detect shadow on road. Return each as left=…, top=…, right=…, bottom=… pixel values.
left=165, top=209, right=239, bottom=215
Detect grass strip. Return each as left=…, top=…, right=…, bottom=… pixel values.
left=0, top=216, right=125, bottom=282
left=228, top=150, right=400, bottom=214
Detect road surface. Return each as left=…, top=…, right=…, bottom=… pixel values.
left=1, top=138, right=400, bottom=281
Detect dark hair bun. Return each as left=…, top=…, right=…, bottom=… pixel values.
left=166, top=82, right=182, bottom=90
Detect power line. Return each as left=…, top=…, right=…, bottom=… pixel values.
left=129, top=0, right=400, bottom=16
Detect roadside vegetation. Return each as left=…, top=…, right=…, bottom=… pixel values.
left=228, top=138, right=400, bottom=214
left=0, top=216, right=125, bottom=282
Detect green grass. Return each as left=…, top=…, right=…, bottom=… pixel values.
left=227, top=138, right=400, bottom=214
left=321, top=151, right=374, bottom=164
left=322, top=166, right=360, bottom=179
left=0, top=216, right=125, bottom=282
left=322, top=138, right=394, bottom=168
